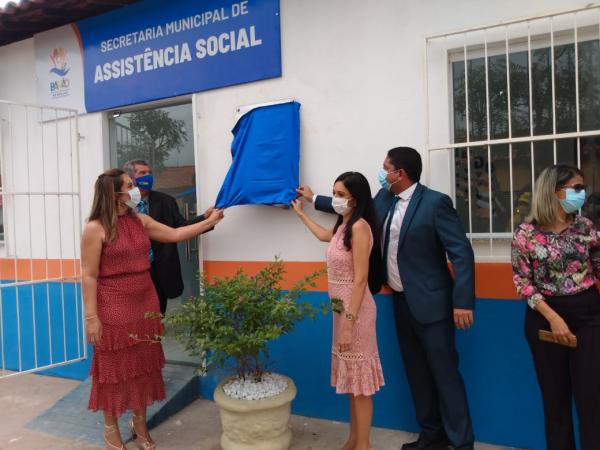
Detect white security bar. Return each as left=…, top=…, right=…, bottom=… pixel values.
left=425, top=4, right=600, bottom=261
left=0, top=101, right=85, bottom=379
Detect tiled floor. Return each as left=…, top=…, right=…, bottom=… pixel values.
left=1, top=373, right=520, bottom=450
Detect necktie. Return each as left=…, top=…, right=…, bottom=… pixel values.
left=137, top=200, right=155, bottom=263
left=382, top=196, right=399, bottom=283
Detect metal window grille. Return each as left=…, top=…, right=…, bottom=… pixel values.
left=0, top=100, right=85, bottom=378
left=425, top=5, right=600, bottom=261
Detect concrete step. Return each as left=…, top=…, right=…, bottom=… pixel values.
left=26, top=363, right=199, bottom=447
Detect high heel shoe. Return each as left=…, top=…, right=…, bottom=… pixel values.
left=104, top=424, right=125, bottom=450
left=128, top=414, right=156, bottom=450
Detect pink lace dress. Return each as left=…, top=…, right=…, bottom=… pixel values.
left=327, top=221, right=385, bottom=396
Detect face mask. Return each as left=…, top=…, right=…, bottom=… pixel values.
left=136, top=174, right=153, bottom=191
left=124, top=187, right=142, bottom=209
left=332, top=197, right=352, bottom=215
left=378, top=169, right=400, bottom=191
left=559, top=188, right=586, bottom=214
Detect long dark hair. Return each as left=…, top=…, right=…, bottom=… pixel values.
left=88, top=168, right=126, bottom=242
left=332, top=172, right=381, bottom=251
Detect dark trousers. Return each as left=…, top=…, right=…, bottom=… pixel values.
left=393, top=292, right=474, bottom=450
left=150, top=266, right=168, bottom=315
left=525, top=286, right=600, bottom=450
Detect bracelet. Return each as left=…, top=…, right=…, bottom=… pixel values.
left=85, top=314, right=98, bottom=321
left=345, top=313, right=358, bottom=322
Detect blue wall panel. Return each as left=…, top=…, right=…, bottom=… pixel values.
left=3, top=283, right=547, bottom=448
left=199, top=293, right=545, bottom=450
left=0, top=282, right=87, bottom=374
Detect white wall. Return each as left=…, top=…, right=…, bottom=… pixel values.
left=194, top=0, right=587, bottom=262
left=0, top=0, right=588, bottom=261
left=0, top=36, right=108, bottom=260
left=0, top=39, right=36, bottom=104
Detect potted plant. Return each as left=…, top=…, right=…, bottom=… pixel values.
left=163, top=259, right=327, bottom=450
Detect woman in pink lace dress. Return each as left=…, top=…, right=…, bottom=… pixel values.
left=292, top=172, right=384, bottom=450
left=81, top=169, right=224, bottom=450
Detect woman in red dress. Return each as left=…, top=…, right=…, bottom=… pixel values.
left=81, top=169, right=224, bottom=450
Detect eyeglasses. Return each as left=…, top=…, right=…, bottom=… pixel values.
left=560, top=184, right=587, bottom=193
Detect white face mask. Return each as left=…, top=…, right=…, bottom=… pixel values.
left=332, top=197, right=352, bottom=216
left=123, top=187, right=142, bottom=209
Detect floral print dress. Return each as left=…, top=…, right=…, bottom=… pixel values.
left=511, top=216, right=600, bottom=308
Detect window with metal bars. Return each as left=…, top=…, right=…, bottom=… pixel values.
left=452, top=38, right=600, bottom=236
left=426, top=6, right=600, bottom=259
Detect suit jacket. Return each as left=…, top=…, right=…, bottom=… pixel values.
left=315, top=183, right=475, bottom=324
left=147, top=190, right=207, bottom=299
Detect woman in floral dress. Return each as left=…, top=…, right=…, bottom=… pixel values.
left=292, top=172, right=384, bottom=450
left=511, top=164, right=600, bottom=450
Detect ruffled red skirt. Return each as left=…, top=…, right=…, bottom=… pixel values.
left=88, top=271, right=165, bottom=417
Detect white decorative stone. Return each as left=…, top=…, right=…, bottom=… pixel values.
left=214, top=374, right=297, bottom=450
left=222, top=373, right=288, bottom=400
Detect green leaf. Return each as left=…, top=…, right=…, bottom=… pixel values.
left=330, top=297, right=344, bottom=314
left=161, top=259, right=328, bottom=379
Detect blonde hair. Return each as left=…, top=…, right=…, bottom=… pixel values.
left=526, top=164, right=583, bottom=227
left=88, top=169, right=126, bottom=242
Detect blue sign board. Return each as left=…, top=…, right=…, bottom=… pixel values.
left=76, top=0, right=281, bottom=112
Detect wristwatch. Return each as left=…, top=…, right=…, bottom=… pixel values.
left=345, top=313, right=358, bottom=322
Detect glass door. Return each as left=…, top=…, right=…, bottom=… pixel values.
left=109, top=102, right=200, bottom=364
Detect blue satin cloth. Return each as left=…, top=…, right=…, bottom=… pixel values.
left=216, top=101, right=300, bottom=208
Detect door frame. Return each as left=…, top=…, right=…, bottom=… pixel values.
left=105, top=96, right=203, bottom=294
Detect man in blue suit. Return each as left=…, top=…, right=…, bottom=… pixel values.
left=297, top=147, right=475, bottom=450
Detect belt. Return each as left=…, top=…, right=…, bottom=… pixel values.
left=328, top=276, right=354, bottom=285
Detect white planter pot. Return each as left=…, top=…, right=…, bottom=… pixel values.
left=213, top=375, right=297, bottom=450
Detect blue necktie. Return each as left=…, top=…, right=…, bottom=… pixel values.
left=382, top=196, right=399, bottom=283
left=137, top=200, right=154, bottom=263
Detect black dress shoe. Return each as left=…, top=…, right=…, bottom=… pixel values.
left=401, top=437, right=451, bottom=450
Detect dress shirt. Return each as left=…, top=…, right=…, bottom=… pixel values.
left=136, top=195, right=151, bottom=212
left=136, top=194, right=153, bottom=263
left=312, top=183, right=417, bottom=292
left=383, top=183, right=417, bottom=292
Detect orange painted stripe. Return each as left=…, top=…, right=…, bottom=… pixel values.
left=0, top=259, right=532, bottom=300
left=203, top=261, right=329, bottom=291
left=203, top=261, right=522, bottom=300
left=0, top=259, right=81, bottom=281
left=474, top=263, right=519, bottom=300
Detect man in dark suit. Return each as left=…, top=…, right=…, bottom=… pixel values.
left=297, top=147, right=475, bottom=450
left=124, top=159, right=213, bottom=315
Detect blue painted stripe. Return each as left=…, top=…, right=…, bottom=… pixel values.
left=200, top=293, right=544, bottom=450
left=3, top=284, right=548, bottom=448
left=0, top=282, right=86, bottom=373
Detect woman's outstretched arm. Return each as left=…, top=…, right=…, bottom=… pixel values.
left=138, top=208, right=224, bottom=243
left=291, top=199, right=333, bottom=242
